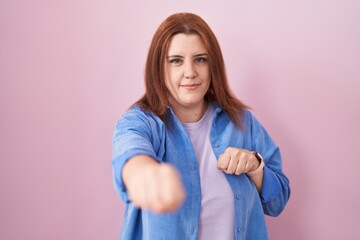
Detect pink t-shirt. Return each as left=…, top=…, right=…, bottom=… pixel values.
left=182, top=104, right=235, bottom=240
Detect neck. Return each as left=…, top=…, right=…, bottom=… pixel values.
left=170, top=100, right=209, bottom=123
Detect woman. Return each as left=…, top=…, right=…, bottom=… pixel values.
left=112, top=12, right=290, bottom=240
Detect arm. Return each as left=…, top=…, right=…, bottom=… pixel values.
left=249, top=113, right=291, bottom=217
left=112, top=110, right=185, bottom=213
left=217, top=111, right=290, bottom=216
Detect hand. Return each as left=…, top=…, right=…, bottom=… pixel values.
left=217, top=147, right=259, bottom=175
left=126, top=162, right=186, bottom=214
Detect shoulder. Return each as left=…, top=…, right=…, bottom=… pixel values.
left=116, top=105, right=165, bottom=133
left=241, top=109, right=264, bottom=130
left=242, top=109, right=255, bottom=123
left=120, top=105, right=158, bottom=122
left=213, top=101, right=254, bottom=125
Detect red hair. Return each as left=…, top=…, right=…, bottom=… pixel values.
left=134, top=12, right=249, bottom=127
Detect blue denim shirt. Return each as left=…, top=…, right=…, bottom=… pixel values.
left=112, top=103, right=290, bottom=240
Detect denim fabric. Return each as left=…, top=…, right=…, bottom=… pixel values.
left=112, top=103, right=290, bottom=240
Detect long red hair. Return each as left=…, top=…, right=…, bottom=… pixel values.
left=134, top=12, right=249, bottom=127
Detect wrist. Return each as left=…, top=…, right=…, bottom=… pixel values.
left=249, top=156, right=260, bottom=171
left=247, top=151, right=265, bottom=177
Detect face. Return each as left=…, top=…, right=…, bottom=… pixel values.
left=164, top=33, right=210, bottom=113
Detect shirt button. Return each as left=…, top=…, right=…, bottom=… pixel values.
left=237, top=226, right=243, bottom=232
left=214, top=144, right=220, bottom=148
left=235, top=194, right=240, bottom=200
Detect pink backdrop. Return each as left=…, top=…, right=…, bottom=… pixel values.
left=1, top=1, right=359, bottom=239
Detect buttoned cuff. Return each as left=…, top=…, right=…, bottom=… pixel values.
left=260, top=165, right=282, bottom=203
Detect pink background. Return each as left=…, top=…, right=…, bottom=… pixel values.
left=1, top=1, right=359, bottom=239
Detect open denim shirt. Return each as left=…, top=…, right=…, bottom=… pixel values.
left=112, top=103, right=290, bottom=240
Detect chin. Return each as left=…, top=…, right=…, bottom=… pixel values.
left=180, top=99, right=204, bottom=107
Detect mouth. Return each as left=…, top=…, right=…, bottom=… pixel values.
left=180, top=83, right=201, bottom=90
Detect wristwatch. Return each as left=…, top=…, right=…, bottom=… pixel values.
left=251, top=151, right=264, bottom=163
left=247, top=151, right=265, bottom=177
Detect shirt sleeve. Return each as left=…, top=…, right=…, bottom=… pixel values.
left=248, top=111, right=291, bottom=217
left=112, top=109, right=163, bottom=203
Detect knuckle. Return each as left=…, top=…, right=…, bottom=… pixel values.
left=153, top=204, right=165, bottom=213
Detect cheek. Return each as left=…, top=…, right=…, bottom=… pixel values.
left=164, top=68, right=174, bottom=87
left=200, top=68, right=211, bottom=83
left=167, top=70, right=182, bottom=86
left=164, top=74, right=177, bottom=92
left=164, top=78, right=173, bottom=93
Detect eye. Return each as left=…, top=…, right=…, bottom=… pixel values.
left=168, top=58, right=183, bottom=65
left=194, top=57, right=208, bottom=63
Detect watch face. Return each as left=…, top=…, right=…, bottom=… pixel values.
left=253, top=151, right=263, bottom=163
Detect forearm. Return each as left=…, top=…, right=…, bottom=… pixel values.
left=248, top=171, right=264, bottom=193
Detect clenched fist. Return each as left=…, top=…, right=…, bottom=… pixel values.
left=217, top=147, right=259, bottom=175
left=123, top=155, right=186, bottom=213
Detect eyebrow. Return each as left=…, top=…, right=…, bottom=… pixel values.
left=166, top=53, right=208, bottom=58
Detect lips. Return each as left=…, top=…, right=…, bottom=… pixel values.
left=181, top=83, right=201, bottom=90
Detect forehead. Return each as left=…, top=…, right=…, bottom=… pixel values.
left=167, top=33, right=207, bottom=55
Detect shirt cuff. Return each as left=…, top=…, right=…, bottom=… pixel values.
left=260, top=165, right=282, bottom=203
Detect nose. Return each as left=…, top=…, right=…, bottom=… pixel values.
left=184, top=61, right=197, bottom=79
